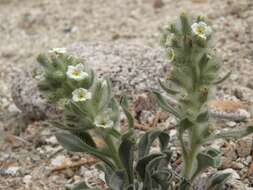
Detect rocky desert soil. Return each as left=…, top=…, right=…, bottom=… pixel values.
left=0, top=0, right=253, bottom=189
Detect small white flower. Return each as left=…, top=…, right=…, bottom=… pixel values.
left=72, top=88, right=92, bottom=102
left=94, top=114, right=114, bottom=128
left=49, top=48, right=66, bottom=54
left=66, top=63, right=88, bottom=81
left=191, top=21, right=212, bottom=40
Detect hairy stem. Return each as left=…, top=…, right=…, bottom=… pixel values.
left=104, top=134, right=123, bottom=169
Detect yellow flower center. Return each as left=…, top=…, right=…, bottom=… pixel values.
left=78, top=93, right=85, bottom=99
left=72, top=70, right=80, bottom=76
left=196, top=26, right=205, bottom=34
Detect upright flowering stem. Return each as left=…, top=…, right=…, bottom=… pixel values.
left=157, top=13, right=222, bottom=187
left=157, top=12, right=253, bottom=188
left=37, top=24, right=253, bottom=189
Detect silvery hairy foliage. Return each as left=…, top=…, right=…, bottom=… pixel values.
left=153, top=13, right=253, bottom=190
left=36, top=13, right=253, bottom=190
left=37, top=49, right=178, bottom=190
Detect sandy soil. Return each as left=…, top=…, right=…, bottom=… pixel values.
left=0, top=0, right=252, bottom=189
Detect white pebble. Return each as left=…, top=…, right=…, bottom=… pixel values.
left=23, top=175, right=32, bottom=184
left=51, top=155, right=66, bottom=167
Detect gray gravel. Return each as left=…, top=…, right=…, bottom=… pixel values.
left=0, top=0, right=253, bottom=189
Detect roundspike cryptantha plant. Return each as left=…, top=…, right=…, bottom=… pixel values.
left=37, top=49, right=176, bottom=190
left=155, top=13, right=253, bottom=189
left=36, top=13, right=253, bottom=190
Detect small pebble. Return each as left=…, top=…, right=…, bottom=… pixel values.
left=23, top=175, right=32, bottom=184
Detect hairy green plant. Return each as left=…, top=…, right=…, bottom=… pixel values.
left=37, top=49, right=94, bottom=103
left=65, top=128, right=175, bottom=190
left=154, top=13, right=253, bottom=189
left=36, top=13, right=253, bottom=190
left=37, top=50, right=177, bottom=190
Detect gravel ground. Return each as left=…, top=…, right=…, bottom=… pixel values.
left=0, top=0, right=253, bottom=189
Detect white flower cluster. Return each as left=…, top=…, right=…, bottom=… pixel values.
left=66, top=63, right=88, bottom=81
left=72, top=88, right=92, bottom=102
left=49, top=48, right=113, bottom=128
left=94, top=113, right=114, bottom=128
left=191, top=21, right=212, bottom=40
left=49, top=48, right=67, bottom=54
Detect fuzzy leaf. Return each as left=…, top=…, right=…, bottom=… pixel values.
left=196, top=111, right=209, bottom=123
left=120, top=96, right=134, bottom=128
left=195, top=152, right=215, bottom=174
left=153, top=91, right=181, bottom=119
left=108, top=170, right=126, bottom=190
left=205, top=126, right=253, bottom=141
left=178, top=118, right=193, bottom=133
left=178, top=180, right=191, bottom=190
left=66, top=101, right=94, bottom=120
left=180, top=13, right=191, bottom=35
left=37, top=54, right=50, bottom=67
left=205, top=172, right=231, bottom=190
left=158, top=79, right=179, bottom=95
left=119, top=137, right=135, bottom=185
left=138, top=130, right=170, bottom=159
left=52, top=121, right=93, bottom=132
left=56, top=132, right=115, bottom=169
left=91, top=81, right=106, bottom=113
left=104, top=128, right=121, bottom=139
left=143, top=155, right=167, bottom=190
left=109, top=98, right=120, bottom=127
left=213, top=71, right=231, bottom=85
left=96, top=163, right=114, bottom=187
left=193, top=149, right=221, bottom=179
left=73, top=131, right=97, bottom=148
left=136, top=153, right=163, bottom=180
left=152, top=169, right=173, bottom=190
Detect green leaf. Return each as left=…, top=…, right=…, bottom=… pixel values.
left=55, top=132, right=115, bottom=169
left=153, top=91, right=181, bottom=119
left=108, top=170, right=126, bottom=190
left=213, top=71, right=231, bottom=85
left=143, top=155, right=167, bottom=190
left=158, top=79, right=179, bottom=95
left=195, top=152, right=215, bottom=174
left=138, top=130, right=170, bottom=159
left=119, top=138, right=135, bottom=185
left=178, top=179, right=191, bottom=190
left=120, top=96, right=134, bottom=128
left=178, top=118, right=193, bottom=133
left=205, top=126, right=253, bottom=141
left=126, top=184, right=135, bottom=190
left=197, top=15, right=205, bottom=22
left=91, top=79, right=111, bottom=113
left=136, top=153, right=163, bottom=180
left=96, top=163, right=114, bottom=186
left=206, top=172, right=231, bottom=190
left=104, top=128, right=121, bottom=139
left=180, top=12, right=191, bottom=35
left=52, top=121, right=93, bottom=133
left=152, top=169, right=173, bottom=190
left=196, top=111, right=209, bottom=123
left=66, top=101, right=94, bottom=120
left=192, top=149, right=221, bottom=179
left=109, top=98, right=120, bottom=127
left=73, top=131, right=97, bottom=148
left=37, top=54, right=50, bottom=67
left=192, top=63, right=201, bottom=90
